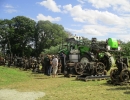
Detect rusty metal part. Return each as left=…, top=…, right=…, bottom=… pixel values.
left=120, top=69, right=130, bottom=82
left=75, top=62, right=84, bottom=75
left=95, top=62, right=105, bottom=75
left=110, top=69, right=118, bottom=81
left=67, top=63, right=75, bottom=67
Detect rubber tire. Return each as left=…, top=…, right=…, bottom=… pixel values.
left=102, top=52, right=115, bottom=71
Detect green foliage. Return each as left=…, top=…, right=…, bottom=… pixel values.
left=11, top=16, right=36, bottom=56
left=0, top=19, right=15, bottom=55
left=42, top=45, right=60, bottom=54
left=0, top=51, right=3, bottom=56
left=0, top=16, right=69, bottom=57
left=34, top=20, right=68, bottom=56
left=121, top=41, right=130, bottom=56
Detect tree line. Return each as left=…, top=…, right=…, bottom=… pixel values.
left=0, top=16, right=72, bottom=57
left=0, top=15, right=130, bottom=58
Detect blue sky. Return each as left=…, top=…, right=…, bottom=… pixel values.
left=0, top=0, right=130, bottom=42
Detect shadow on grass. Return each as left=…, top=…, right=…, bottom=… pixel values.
left=72, top=78, right=86, bottom=82
left=31, top=72, right=44, bottom=74
left=57, top=75, right=65, bottom=78
left=31, top=73, right=66, bottom=79
left=99, top=82, right=113, bottom=86
left=106, top=86, right=130, bottom=91
left=124, top=91, right=130, bottom=94
left=34, top=77, right=51, bottom=79
left=30, top=72, right=51, bottom=80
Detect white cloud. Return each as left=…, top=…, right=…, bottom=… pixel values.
left=63, top=3, right=130, bottom=40
left=65, top=25, right=105, bottom=36
left=39, top=0, right=61, bottom=12
left=87, top=0, right=130, bottom=12
left=4, top=4, right=17, bottom=13
left=82, top=25, right=126, bottom=35
left=117, top=35, right=130, bottom=42
left=63, top=2, right=130, bottom=40
left=65, top=23, right=130, bottom=39
left=36, top=14, right=61, bottom=22
left=77, top=0, right=85, bottom=4
left=5, top=9, right=17, bottom=13
left=4, top=4, right=14, bottom=8
left=63, top=4, right=72, bottom=11
left=63, top=4, right=125, bottom=25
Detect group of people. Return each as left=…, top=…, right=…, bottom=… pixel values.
left=44, top=54, right=59, bottom=78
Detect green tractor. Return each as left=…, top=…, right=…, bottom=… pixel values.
left=58, top=36, right=121, bottom=77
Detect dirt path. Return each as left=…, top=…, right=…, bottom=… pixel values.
left=0, top=89, right=45, bottom=100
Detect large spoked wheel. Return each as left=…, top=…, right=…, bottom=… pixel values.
left=80, top=55, right=91, bottom=67
left=75, top=62, right=85, bottom=75
left=120, top=69, right=130, bottom=82
left=95, top=62, right=105, bottom=75
left=110, top=69, right=118, bottom=81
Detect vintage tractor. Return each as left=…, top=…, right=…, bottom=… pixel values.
left=109, top=56, right=130, bottom=85
left=58, top=36, right=121, bottom=77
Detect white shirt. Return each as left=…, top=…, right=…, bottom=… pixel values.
left=52, top=58, right=58, bottom=67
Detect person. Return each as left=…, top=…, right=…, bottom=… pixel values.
left=44, top=54, right=50, bottom=75
left=47, top=55, right=53, bottom=76
left=41, top=55, right=45, bottom=73
left=52, top=55, right=58, bottom=78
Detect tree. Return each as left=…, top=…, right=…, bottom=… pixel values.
left=0, top=19, right=14, bottom=56
left=34, top=20, right=68, bottom=56
left=121, top=41, right=130, bottom=56
left=11, top=16, right=36, bottom=56
left=34, top=20, right=52, bottom=56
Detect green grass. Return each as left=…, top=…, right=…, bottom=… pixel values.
left=0, top=66, right=30, bottom=86
left=0, top=66, right=130, bottom=100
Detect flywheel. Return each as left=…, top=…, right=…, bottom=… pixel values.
left=75, top=62, right=85, bottom=75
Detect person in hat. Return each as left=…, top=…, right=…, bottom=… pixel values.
left=52, top=55, right=58, bottom=77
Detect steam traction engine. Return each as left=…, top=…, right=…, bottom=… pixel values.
left=58, top=36, right=121, bottom=79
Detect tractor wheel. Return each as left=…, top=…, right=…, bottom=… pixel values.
left=95, top=62, right=105, bottom=75
left=75, top=62, right=84, bottom=75
left=110, top=69, right=118, bottom=81
left=102, top=52, right=115, bottom=71
left=120, top=69, right=130, bottom=82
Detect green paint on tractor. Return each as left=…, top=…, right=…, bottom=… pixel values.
left=107, top=38, right=119, bottom=49
left=78, top=46, right=89, bottom=56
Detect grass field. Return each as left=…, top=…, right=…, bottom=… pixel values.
left=0, top=66, right=130, bottom=100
